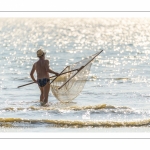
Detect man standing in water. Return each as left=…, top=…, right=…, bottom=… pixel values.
left=30, top=49, right=59, bottom=106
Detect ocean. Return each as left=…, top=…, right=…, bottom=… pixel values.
left=0, top=18, right=150, bottom=132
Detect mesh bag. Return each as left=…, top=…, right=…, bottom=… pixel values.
left=50, top=51, right=103, bottom=102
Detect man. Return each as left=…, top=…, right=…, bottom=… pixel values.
left=30, top=49, right=59, bottom=106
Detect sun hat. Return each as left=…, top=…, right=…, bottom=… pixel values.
left=37, top=49, right=45, bottom=57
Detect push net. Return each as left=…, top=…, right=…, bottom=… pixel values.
left=50, top=50, right=103, bottom=102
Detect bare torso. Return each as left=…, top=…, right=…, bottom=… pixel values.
left=34, top=59, right=49, bottom=79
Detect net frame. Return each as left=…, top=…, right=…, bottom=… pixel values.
left=50, top=50, right=103, bottom=102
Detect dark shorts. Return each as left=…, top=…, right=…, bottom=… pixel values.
left=37, top=78, right=50, bottom=87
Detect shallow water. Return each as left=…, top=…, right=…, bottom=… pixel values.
left=0, top=18, right=150, bottom=132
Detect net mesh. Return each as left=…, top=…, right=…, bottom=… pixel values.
left=50, top=51, right=102, bottom=102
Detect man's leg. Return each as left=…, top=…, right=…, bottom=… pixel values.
left=43, top=83, right=50, bottom=104
left=38, top=86, right=44, bottom=102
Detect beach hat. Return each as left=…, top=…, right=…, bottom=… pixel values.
left=37, top=49, right=45, bottom=57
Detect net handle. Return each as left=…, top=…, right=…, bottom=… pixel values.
left=17, top=50, right=103, bottom=88
left=17, top=68, right=79, bottom=88
left=58, top=50, right=103, bottom=90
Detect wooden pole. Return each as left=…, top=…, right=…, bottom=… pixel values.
left=49, top=66, right=68, bottom=85
left=17, top=50, right=103, bottom=88
left=58, top=50, right=103, bottom=90
left=17, top=68, right=79, bottom=88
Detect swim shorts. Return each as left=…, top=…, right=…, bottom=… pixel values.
left=37, top=78, right=50, bottom=87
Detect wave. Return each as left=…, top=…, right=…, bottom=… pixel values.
left=114, top=78, right=130, bottom=81
left=0, top=117, right=150, bottom=128
left=0, top=104, right=131, bottom=111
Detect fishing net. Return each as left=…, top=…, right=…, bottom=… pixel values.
left=50, top=51, right=102, bottom=102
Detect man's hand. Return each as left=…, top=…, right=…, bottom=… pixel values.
left=55, top=72, right=59, bottom=76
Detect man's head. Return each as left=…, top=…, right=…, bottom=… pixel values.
left=37, top=49, right=45, bottom=58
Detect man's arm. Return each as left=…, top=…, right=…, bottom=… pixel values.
left=45, top=60, right=59, bottom=76
left=30, top=64, right=37, bottom=82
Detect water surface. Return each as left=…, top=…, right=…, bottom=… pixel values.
left=0, top=18, right=150, bottom=132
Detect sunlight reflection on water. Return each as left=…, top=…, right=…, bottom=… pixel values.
left=0, top=18, right=150, bottom=130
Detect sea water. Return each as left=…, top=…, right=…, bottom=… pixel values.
left=0, top=18, right=150, bottom=132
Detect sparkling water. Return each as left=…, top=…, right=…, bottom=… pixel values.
left=0, top=18, right=150, bottom=132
